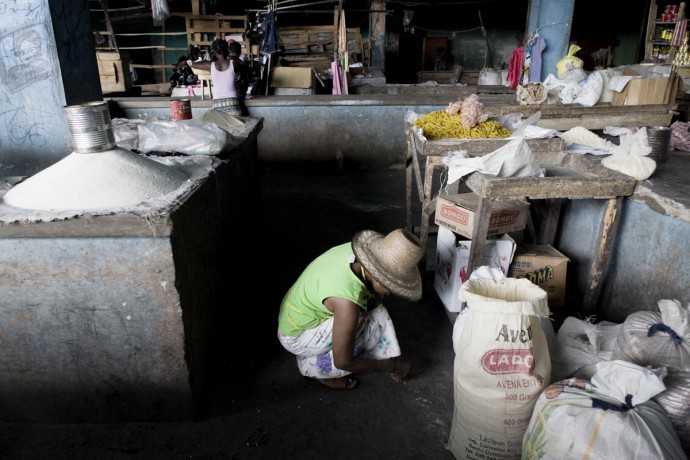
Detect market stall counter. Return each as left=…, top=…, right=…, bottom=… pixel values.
left=0, top=116, right=263, bottom=423
left=405, top=119, right=636, bottom=318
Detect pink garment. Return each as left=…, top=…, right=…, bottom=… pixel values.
left=210, top=61, right=237, bottom=99
left=507, top=46, right=525, bottom=89
left=332, top=61, right=342, bottom=95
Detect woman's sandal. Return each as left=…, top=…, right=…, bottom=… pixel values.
left=305, top=376, right=359, bottom=390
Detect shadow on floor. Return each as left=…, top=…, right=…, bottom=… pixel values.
left=1, top=162, right=456, bottom=459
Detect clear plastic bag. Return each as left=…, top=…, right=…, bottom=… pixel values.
left=151, top=0, right=170, bottom=26
left=138, top=120, right=228, bottom=156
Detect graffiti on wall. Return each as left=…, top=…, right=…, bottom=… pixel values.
left=0, top=23, right=55, bottom=92
left=0, top=15, right=66, bottom=167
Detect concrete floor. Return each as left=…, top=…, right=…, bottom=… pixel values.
left=0, top=162, right=457, bottom=459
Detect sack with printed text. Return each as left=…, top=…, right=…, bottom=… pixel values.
left=448, top=278, right=551, bottom=460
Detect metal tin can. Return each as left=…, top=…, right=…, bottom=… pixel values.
left=64, top=101, right=116, bottom=153
left=170, top=99, right=192, bottom=120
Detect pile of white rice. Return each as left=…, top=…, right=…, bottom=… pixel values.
left=2, top=148, right=188, bottom=211
left=559, top=126, right=616, bottom=149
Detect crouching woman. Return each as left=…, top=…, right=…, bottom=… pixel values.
left=277, top=228, right=424, bottom=390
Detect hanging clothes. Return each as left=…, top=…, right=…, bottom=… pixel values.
left=260, top=10, right=279, bottom=54
left=332, top=61, right=342, bottom=95
left=331, top=8, right=348, bottom=95
left=521, top=37, right=534, bottom=85
left=507, top=46, right=525, bottom=89
left=528, top=35, right=546, bottom=83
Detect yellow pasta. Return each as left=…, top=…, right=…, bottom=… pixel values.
left=413, top=111, right=511, bottom=140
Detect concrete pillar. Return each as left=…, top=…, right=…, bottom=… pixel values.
left=0, top=0, right=101, bottom=178
left=526, top=0, right=576, bottom=79
left=369, top=0, right=386, bottom=70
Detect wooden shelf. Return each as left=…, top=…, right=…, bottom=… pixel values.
left=644, top=1, right=687, bottom=62
left=184, top=14, right=248, bottom=53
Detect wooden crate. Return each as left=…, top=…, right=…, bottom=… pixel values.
left=96, top=51, right=132, bottom=93
left=279, top=25, right=362, bottom=56
left=185, top=14, right=248, bottom=52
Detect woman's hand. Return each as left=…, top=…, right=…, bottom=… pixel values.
left=390, top=357, right=410, bottom=382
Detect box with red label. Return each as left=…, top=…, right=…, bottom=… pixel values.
left=434, top=193, right=529, bottom=239
left=434, top=226, right=516, bottom=313
left=508, top=244, right=569, bottom=307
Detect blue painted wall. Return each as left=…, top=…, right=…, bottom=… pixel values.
left=0, top=0, right=100, bottom=178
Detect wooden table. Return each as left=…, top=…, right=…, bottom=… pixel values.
left=405, top=125, right=636, bottom=315
left=485, top=103, right=676, bottom=131
left=404, top=125, right=565, bottom=249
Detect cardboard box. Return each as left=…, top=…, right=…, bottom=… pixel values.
left=508, top=244, right=569, bottom=307
left=349, top=67, right=387, bottom=86
left=435, top=193, right=529, bottom=239
left=96, top=51, right=132, bottom=93
left=611, top=76, right=678, bottom=106
left=434, top=226, right=516, bottom=312
left=273, top=87, right=314, bottom=95
left=270, top=66, right=314, bottom=89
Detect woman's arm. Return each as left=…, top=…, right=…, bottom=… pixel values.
left=191, top=60, right=212, bottom=72
left=326, top=296, right=410, bottom=380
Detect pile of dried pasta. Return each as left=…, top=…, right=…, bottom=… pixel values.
left=413, top=111, right=511, bottom=140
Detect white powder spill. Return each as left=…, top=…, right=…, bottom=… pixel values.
left=3, top=148, right=189, bottom=211
left=559, top=126, right=616, bottom=149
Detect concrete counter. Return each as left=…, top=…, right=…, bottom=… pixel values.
left=556, top=150, right=690, bottom=322
left=105, top=97, right=689, bottom=324
left=0, top=119, right=263, bottom=422
left=110, top=96, right=675, bottom=168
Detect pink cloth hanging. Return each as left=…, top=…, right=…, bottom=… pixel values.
left=507, top=46, right=525, bottom=89
left=332, top=61, right=342, bottom=95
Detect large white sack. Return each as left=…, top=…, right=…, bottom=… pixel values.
left=611, top=299, right=690, bottom=453
left=551, top=316, right=621, bottom=382
left=448, top=278, right=551, bottom=460
left=522, top=360, right=686, bottom=460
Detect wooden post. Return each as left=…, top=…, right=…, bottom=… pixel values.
left=369, top=0, right=386, bottom=70
left=582, top=197, right=624, bottom=316
left=99, top=0, right=119, bottom=52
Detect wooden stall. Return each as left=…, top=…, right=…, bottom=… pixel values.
left=405, top=120, right=637, bottom=317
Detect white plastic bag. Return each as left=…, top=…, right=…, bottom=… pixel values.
left=559, top=67, right=588, bottom=83
left=602, top=132, right=657, bottom=180
left=574, top=71, right=604, bottom=107
left=478, top=67, right=502, bottom=85
left=602, top=136, right=657, bottom=181
left=444, top=138, right=544, bottom=185
left=112, top=118, right=145, bottom=151
left=522, top=360, right=686, bottom=460
left=137, top=120, right=228, bottom=156
left=611, top=299, right=690, bottom=453
left=551, top=316, right=621, bottom=382
left=595, top=68, right=622, bottom=103
left=482, top=138, right=545, bottom=178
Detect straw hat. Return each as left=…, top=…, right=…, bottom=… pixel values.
left=352, top=228, right=425, bottom=302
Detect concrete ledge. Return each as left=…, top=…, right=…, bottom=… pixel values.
left=630, top=150, right=690, bottom=224
left=0, top=123, right=262, bottom=423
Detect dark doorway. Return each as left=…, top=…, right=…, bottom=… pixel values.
left=393, top=34, right=424, bottom=84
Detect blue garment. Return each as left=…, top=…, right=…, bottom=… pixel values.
left=260, top=11, right=279, bottom=54
left=529, top=35, right=546, bottom=83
